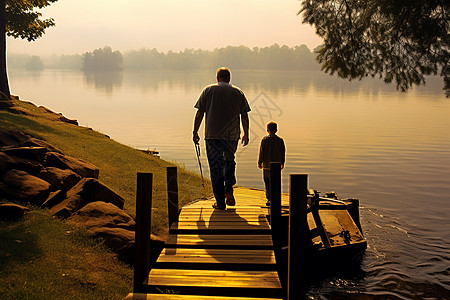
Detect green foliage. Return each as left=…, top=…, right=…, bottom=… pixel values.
left=6, top=0, right=58, bottom=41
left=123, top=44, right=319, bottom=71
left=299, top=0, right=449, bottom=96
left=83, top=46, right=123, bottom=71
left=25, top=55, right=43, bottom=70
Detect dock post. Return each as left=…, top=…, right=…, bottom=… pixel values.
left=288, top=174, right=308, bottom=300
left=348, top=198, right=362, bottom=233
left=269, top=162, right=282, bottom=228
left=167, top=166, right=179, bottom=227
left=134, top=173, right=153, bottom=292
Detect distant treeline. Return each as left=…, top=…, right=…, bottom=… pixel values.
left=8, top=44, right=320, bottom=71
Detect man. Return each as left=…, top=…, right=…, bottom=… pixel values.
left=193, top=67, right=250, bottom=210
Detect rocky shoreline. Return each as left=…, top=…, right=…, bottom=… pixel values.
left=0, top=98, right=163, bottom=263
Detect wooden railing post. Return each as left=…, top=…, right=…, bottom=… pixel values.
left=269, top=162, right=282, bottom=228
left=134, top=173, right=153, bottom=292
left=287, top=174, right=308, bottom=300
left=167, top=166, right=179, bottom=228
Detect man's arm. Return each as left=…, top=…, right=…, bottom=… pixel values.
left=193, top=110, right=204, bottom=144
left=241, top=112, right=249, bottom=146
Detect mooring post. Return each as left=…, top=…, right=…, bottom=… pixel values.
left=348, top=198, right=362, bottom=233
left=167, top=166, right=179, bottom=228
left=134, top=173, right=153, bottom=292
left=269, top=162, right=283, bottom=286
left=287, top=174, right=308, bottom=300
left=269, top=162, right=282, bottom=228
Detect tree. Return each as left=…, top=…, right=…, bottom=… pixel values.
left=25, top=55, right=43, bottom=70
left=299, top=0, right=449, bottom=96
left=82, top=46, right=123, bottom=71
left=1, top=0, right=57, bottom=99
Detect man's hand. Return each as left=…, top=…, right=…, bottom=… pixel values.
left=241, top=133, right=249, bottom=146
left=258, top=163, right=262, bottom=169
left=193, top=132, right=200, bottom=144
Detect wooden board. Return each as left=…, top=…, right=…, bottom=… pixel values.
left=144, top=269, right=282, bottom=298
left=165, top=234, right=274, bottom=249
left=125, top=294, right=282, bottom=300
left=170, top=221, right=271, bottom=234
left=156, top=248, right=276, bottom=271
left=319, top=209, right=366, bottom=248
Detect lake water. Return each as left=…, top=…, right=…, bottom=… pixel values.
left=8, top=68, right=450, bottom=299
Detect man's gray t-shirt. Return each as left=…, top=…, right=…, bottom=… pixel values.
left=195, top=82, right=251, bottom=140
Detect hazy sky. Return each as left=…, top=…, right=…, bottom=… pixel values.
left=7, top=0, right=323, bottom=55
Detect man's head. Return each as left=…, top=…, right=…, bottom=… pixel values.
left=216, top=67, right=231, bottom=83
left=267, top=121, right=278, bottom=134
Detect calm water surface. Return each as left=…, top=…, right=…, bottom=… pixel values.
left=9, top=69, right=450, bottom=299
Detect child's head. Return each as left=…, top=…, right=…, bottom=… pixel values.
left=267, top=121, right=278, bottom=134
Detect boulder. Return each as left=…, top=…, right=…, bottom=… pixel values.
left=0, top=154, right=43, bottom=176
left=0, top=152, right=16, bottom=175
left=88, top=227, right=135, bottom=262
left=50, top=178, right=125, bottom=218
left=38, top=167, right=81, bottom=191
left=0, top=169, right=51, bottom=204
left=41, top=190, right=66, bottom=208
left=21, top=138, right=62, bottom=154
left=0, top=202, right=30, bottom=221
left=67, top=201, right=135, bottom=231
left=45, top=152, right=99, bottom=179
left=3, top=146, right=48, bottom=163
left=0, top=129, right=30, bottom=147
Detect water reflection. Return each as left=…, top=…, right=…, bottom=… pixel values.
left=83, top=71, right=123, bottom=94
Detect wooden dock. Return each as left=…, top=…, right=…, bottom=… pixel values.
left=126, top=187, right=284, bottom=300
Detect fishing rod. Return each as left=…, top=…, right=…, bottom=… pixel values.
left=195, top=143, right=205, bottom=188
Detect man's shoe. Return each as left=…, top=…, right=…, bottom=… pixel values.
left=225, top=190, right=235, bottom=206
left=212, top=203, right=226, bottom=210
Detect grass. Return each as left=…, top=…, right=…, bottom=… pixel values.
left=0, top=99, right=212, bottom=237
left=0, top=205, right=133, bottom=300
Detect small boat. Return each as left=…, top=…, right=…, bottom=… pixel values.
left=278, top=189, right=367, bottom=266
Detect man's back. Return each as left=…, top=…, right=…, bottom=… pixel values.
left=195, top=82, right=250, bottom=140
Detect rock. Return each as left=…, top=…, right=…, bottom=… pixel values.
left=67, top=201, right=135, bottom=231
left=88, top=227, right=135, bottom=262
left=41, top=190, right=66, bottom=208
left=50, top=178, right=125, bottom=218
left=0, top=100, right=13, bottom=109
left=45, top=152, right=99, bottom=179
left=2, top=146, right=48, bottom=162
left=21, top=138, right=62, bottom=154
left=0, top=169, right=51, bottom=204
left=0, top=154, right=42, bottom=176
left=0, top=152, right=16, bottom=175
left=0, top=203, right=30, bottom=221
left=0, top=129, right=30, bottom=147
left=38, top=167, right=81, bottom=191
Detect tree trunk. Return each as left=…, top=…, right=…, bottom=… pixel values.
left=0, top=0, right=11, bottom=100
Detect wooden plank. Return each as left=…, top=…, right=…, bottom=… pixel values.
left=178, top=215, right=268, bottom=222
left=170, top=221, right=271, bottom=234
left=165, top=234, right=274, bottom=249
left=319, top=210, right=365, bottom=248
left=144, top=269, right=282, bottom=298
left=156, top=248, right=276, bottom=270
left=125, top=294, right=282, bottom=300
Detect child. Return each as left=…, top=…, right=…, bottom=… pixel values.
left=258, top=121, right=286, bottom=206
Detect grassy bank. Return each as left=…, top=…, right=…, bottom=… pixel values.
left=0, top=206, right=133, bottom=300
left=0, top=98, right=212, bottom=237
